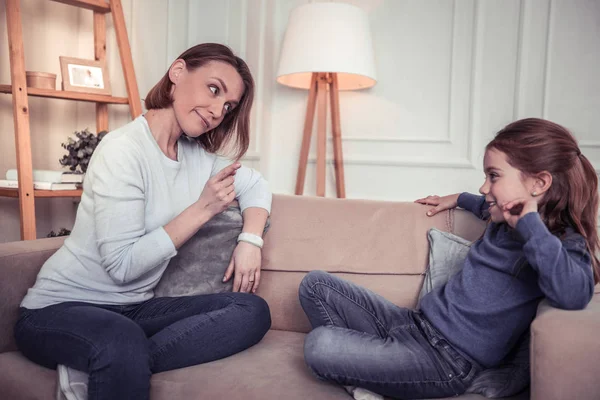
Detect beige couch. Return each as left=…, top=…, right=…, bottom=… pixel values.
left=1, top=194, right=599, bottom=400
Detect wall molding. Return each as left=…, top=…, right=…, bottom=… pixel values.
left=303, top=0, right=478, bottom=169
left=307, top=156, right=476, bottom=169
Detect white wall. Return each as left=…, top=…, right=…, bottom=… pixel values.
left=1, top=0, right=599, bottom=242
left=264, top=0, right=600, bottom=200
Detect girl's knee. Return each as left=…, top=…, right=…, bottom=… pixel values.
left=299, top=270, right=330, bottom=296
left=304, top=326, right=338, bottom=370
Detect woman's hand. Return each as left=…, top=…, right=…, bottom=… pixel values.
left=501, top=198, right=538, bottom=228
left=414, top=193, right=460, bottom=216
left=223, top=241, right=262, bottom=293
left=197, top=163, right=241, bottom=217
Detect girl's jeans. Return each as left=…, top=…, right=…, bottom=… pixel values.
left=299, top=270, right=481, bottom=399
left=14, top=293, right=271, bottom=400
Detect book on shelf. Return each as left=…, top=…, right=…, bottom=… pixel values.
left=5, top=169, right=85, bottom=184
left=0, top=179, right=79, bottom=191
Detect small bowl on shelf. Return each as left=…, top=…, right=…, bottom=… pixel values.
left=25, top=71, right=57, bottom=90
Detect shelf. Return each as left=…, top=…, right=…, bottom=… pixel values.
left=0, top=85, right=129, bottom=104
left=0, top=188, right=83, bottom=198
left=50, top=0, right=111, bottom=13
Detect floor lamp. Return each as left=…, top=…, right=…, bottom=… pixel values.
left=276, top=2, right=377, bottom=198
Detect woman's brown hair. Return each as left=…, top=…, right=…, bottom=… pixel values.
left=487, top=118, right=600, bottom=283
left=145, top=43, right=254, bottom=160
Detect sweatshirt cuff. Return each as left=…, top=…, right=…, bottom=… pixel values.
left=151, top=226, right=178, bottom=261
left=457, top=192, right=482, bottom=210
left=238, top=193, right=272, bottom=214
left=516, top=212, right=549, bottom=242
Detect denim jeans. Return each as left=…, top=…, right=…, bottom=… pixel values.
left=299, top=270, right=481, bottom=399
left=14, top=293, right=271, bottom=400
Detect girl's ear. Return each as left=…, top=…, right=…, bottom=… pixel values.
left=168, top=59, right=186, bottom=84
left=533, top=171, right=553, bottom=196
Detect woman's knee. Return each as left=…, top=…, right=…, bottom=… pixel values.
left=93, top=319, right=150, bottom=371
left=234, top=293, right=271, bottom=335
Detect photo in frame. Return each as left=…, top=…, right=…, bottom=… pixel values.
left=59, top=56, right=111, bottom=95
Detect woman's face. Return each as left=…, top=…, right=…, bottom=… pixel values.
left=170, top=60, right=245, bottom=138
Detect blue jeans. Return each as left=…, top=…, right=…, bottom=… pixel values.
left=299, top=271, right=481, bottom=399
left=14, top=293, right=271, bottom=400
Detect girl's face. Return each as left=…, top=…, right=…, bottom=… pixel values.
left=170, top=60, right=244, bottom=138
left=479, top=148, right=538, bottom=223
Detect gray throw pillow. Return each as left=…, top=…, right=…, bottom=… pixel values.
left=417, top=228, right=472, bottom=308
left=418, top=228, right=530, bottom=398
left=154, top=205, right=267, bottom=297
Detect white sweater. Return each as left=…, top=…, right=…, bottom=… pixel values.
left=21, top=116, right=271, bottom=309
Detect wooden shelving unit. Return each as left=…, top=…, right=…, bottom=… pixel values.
left=2, top=0, right=142, bottom=240
left=0, top=188, right=84, bottom=198
left=0, top=85, right=129, bottom=104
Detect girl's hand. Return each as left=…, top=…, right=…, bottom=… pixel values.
left=197, top=163, right=241, bottom=217
left=501, top=198, right=538, bottom=228
left=223, top=241, right=261, bottom=293
left=415, top=193, right=460, bottom=216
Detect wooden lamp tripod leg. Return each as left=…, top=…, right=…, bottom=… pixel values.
left=329, top=73, right=346, bottom=198
left=295, top=73, right=318, bottom=195
left=315, top=73, right=328, bottom=197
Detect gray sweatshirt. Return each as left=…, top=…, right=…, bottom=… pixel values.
left=21, top=116, right=271, bottom=309
left=420, top=193, right=594, bottom=368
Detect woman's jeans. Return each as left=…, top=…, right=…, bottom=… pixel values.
left=299, top=270, right=482, bottom=399
left=14, top=293, right=271, bottom=400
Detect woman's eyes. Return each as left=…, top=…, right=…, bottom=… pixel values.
left=208, top=85, right=233, bottom=114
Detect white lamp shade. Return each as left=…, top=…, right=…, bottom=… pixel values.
left=276, top=2, right=377, bottom=91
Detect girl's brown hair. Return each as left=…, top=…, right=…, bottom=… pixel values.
left=145, top=43, right=254, bottom=160
left=487, top=118, right=600, bottom=283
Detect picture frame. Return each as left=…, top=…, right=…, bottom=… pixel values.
left=59, top=56, right=111, bottom=95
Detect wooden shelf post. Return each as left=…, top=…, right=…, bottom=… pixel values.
left=1, top=0, right=143, bottom=240
left=6, top=0, right=37, bottom=240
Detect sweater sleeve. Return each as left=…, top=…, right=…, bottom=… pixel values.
left=516, top=212, right=595, bottom=310
left=457, top=192, right=490, bottom=220
left=211, top=156, right=272, bottom=213
left=91, top=141, right=177, bottom=285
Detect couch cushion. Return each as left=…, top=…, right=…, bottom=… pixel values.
left=262, top=195, right=458, bottom=275
left=150, top=329, right=350, bottom=400
left=0, top=351, right=56, bottom=400
left=0, top=237, right=65, bottom=353
left=0, top=333, right=529, bottom=400
left=257, top=270, right=424, bottom=333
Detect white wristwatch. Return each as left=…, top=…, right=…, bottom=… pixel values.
left=237, top=232, right=264, bottom=249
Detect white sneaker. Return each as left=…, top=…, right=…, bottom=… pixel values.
left=57, top=364, right=89, bottom=400
left=344, top=385, right=385, bottom=400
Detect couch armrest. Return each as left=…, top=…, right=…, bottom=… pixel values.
left=0, top=237, right=65, bottom=353
left=531, top=293, right=600, bottom=400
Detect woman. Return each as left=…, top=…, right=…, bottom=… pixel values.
left=15, top=43, right=272, bottom=400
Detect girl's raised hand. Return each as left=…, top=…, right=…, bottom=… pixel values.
left=414, top=193, right=461, bottom=217
left=501, top=198, right=538, bottom=228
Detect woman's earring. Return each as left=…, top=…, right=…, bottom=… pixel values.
left=532, top=191, right=538, bottom=197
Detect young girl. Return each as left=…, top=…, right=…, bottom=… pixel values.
left=299, top=118, right=599, bottom=399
